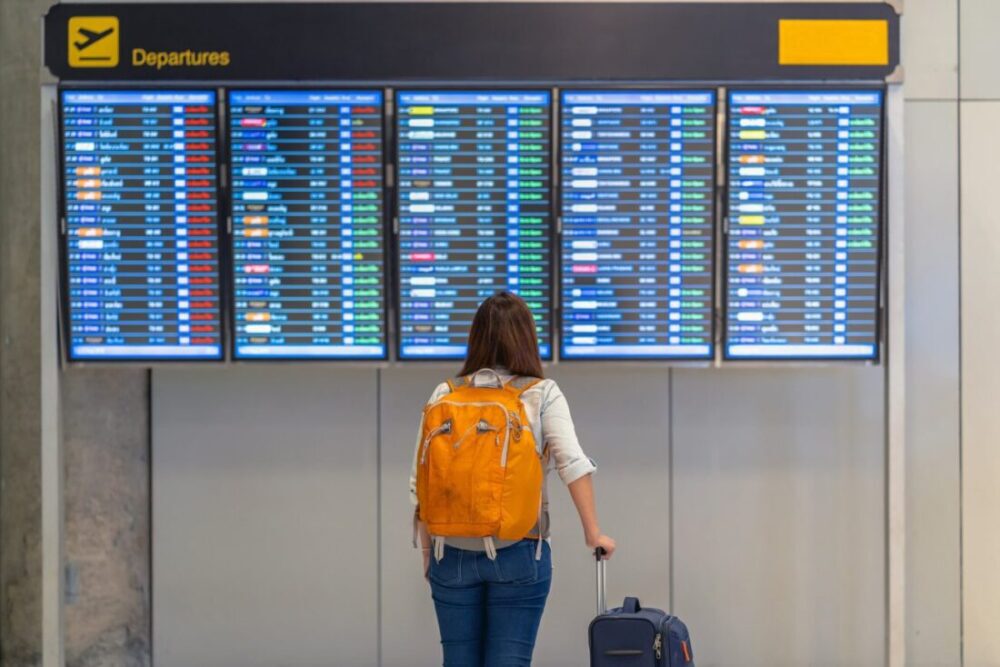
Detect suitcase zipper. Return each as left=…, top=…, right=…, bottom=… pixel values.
left=653, top=632, right=663, bottom=662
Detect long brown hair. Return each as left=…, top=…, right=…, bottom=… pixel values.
left=459, top=292, right=544, bottom=379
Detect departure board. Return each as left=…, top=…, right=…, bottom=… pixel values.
left=396, top=90, right=553, bottom=360
left=228, top=90, right=387, bottom=359
left=61, top=90, right=223, bottom=361
left=560, top=91, right=716, bottom=359
left=725, top=90, right=883, bottom=360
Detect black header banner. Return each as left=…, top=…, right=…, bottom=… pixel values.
left=45, top=2, right=900, bottom=82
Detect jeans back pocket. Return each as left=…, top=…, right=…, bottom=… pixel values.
left=496, top=541, right=539, bottom=585
left=428, top=547, right=463, bottom=585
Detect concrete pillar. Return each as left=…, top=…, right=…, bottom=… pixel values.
left=1, top=3, right=153, bottom=666
left=1, top=0, right=47, bottom=664
left=63, top=370, right=150, bottom=667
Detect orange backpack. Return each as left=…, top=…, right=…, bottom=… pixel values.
left=416, top=369, right=544, bottom=560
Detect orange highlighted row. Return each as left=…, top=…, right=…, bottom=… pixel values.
left=245, top=312, right=271, bottom=322
left=738, top=240, right=765, bottom=249
left=242, top=216, right=269, bottom=225
left=738, top=155, right=765, bottom=164
left=75, top=167, right=101, bottom=176
left=76, top=177, right=212, bottom=188
left=737, top=264, right=765, bottom=274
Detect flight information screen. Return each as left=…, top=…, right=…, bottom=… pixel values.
left=61, top=90, right=223, bottom=361
left=560, top=91, right=716, bottom=359
left=228, top=90, right=387, bottom=359
left=725, top=90, right=883, bottom=360
left=396, top=90, right=553, bottom=360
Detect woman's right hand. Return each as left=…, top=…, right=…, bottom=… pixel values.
left=589, top=533, right=616, bottom=559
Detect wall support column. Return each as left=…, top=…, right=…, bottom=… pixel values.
left=886, top=83, right=907, bottom=667
left=40, top=85, right=64, bottom=667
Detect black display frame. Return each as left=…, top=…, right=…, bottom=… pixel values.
left=51, top=81, right=893, bottom=368
left=392, top=86, right=558, bottom=363
left=555, top=86, right=720, bottom=363
left=57, top=83, right=229, bottom=363
left=720, top=83, right=887, bottom=363
left=223, top=86, right=392, bottom=362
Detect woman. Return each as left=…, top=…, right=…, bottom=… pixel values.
left=410, top=291, right=616, bottom=666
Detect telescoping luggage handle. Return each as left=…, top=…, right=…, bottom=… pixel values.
left=596, top=548, right=642, bottom=617
left=595, top=547, right=607, bottom=615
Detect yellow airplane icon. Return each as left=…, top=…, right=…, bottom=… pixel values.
left=75, top=27, right=114, bottom=51
left=68, top=17, right=119, bottom=67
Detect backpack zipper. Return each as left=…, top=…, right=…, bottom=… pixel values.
left=450, top=423, right=477, bottom=450
left=499, top=417, right=513, bottom=467
left=432, top=401, right=512, bottom=467
left=419, top=420, right=452, bottom=465
left=451, top=420, right=498, bottom=450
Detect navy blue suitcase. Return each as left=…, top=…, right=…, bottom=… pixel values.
left=588, top=549, right=694, bottom=666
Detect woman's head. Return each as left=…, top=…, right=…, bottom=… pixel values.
left=459, top=292, right=544, bottom=378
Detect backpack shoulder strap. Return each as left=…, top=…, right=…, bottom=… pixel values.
left=504, top=376, right=543, bottom=397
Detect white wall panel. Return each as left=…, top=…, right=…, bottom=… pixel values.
left=152, top=367, right=379, bottom=667
left=672, top=368, right=885, bottom=667
left=959, top=0, right=1000, bottom=99
left=903, top=0, right=958, bottom=100
left=960, top=101, right=1000, bottom=667
left=153, top=363, right=896, bottom=667
left=903, top=101, right=962, bottom=666
left=378, top=366, right=455, bottom=667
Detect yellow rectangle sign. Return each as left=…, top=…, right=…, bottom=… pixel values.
left=778, top=19, right=888, bottom=66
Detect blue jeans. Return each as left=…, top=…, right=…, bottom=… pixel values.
left=428, top=539, right=552, bottom=666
